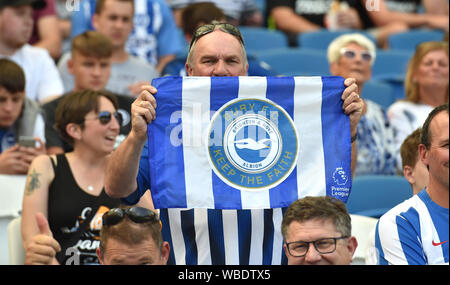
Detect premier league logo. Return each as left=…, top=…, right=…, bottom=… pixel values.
left=207, top=98, right=299, bottom=191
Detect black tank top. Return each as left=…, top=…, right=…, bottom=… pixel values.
left=47, top=154, right=120, bottom=265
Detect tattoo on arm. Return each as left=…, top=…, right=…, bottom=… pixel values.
left=25, top=169, right=41, bottom=196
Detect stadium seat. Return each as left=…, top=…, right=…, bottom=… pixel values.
left=350, top=214, right=378, bottom=265
left=238, top=27, right=289, bottom=54
left=0, top=174, right=26, bottom=265
left=365, top=227, right=377, bottom=264
left=388, top=29, right=445, bottom=52
left=8, top=217, right=25, bottom=265
left=372, top=50, right=413, bottom=81
left=387, top=80, right=406, bottom=102
left=362, top=80, right=395, bottom=110
left=253, top=0, right=266, bottom=14
left=346, top=175, right=413, bottom=218
left=298, top=29, right=376, bottom=50
left=255, top=48, right=330, bottom=76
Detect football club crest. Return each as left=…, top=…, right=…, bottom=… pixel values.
left=207, top=98, right=299, bottom=191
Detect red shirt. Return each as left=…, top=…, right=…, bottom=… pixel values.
left=29, top=0, right=57, bottom=44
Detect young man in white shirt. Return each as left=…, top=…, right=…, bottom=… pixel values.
left=0, top=0, right=63, bottom=104
left=58, top=0, right=159, bottom=97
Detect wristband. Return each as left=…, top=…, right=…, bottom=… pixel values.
left=351, top=134, right=357, bottom=143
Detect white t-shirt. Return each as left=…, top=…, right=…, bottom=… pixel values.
left=57, top=52, right=160, bottom=97
left=387, top=100, right=433, bottom=167
left=1, top=44, right=64, bottom=103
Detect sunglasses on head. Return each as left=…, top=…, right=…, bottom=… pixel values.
left=102, top=207, right=162, bottom=230
left=94, top=111, right=123, bottom=126
left=189, top=22, right=244, bottom=52
left=340, top=48, right=373, bottom=62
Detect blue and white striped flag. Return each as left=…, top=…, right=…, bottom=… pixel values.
left=147, top=76, right=352, bottom=209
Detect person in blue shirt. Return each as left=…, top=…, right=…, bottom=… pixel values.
left=0, top=58, right=46, bottom=174
left=70, top=0, right=182, bottom=73
left=369, top=103, right=449, bottom=265
left=162, top=2, right=278, bottom=77
left=105, top=22, right=364, bottom=265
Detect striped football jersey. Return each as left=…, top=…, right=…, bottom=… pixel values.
left=371, top=189, right=449, bottom=265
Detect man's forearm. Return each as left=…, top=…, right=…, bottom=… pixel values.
left=105, top=132, right=146, bottom=198
left=271, top=7, right=320, bottom=34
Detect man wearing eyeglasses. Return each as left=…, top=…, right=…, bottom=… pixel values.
left=105, top=22, right=364, bottom=265
left=281, top=196, right=358, bottom=265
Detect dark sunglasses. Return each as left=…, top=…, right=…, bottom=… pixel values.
left=189, top=22, right=244, bottom=52
left=91, top=111, right=123, bottom=126
left=102, top=207, right=162, bottom=230
left=340, top=48, right=373, bottom=62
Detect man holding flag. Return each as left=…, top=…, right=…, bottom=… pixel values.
left=105, top=22, right=364, bottom=265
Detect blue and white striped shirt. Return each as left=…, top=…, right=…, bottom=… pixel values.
left=123, top=142, right=288, bottom=265
left=371, top=189, right=449, bottom=265
left=121, top=75, right=351, bottom=264
left=160, top=208, right=288, bottom=265
left=70, top=0, right=182, bottom=66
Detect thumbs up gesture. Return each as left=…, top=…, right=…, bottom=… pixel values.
left=24, top=213, right=61, bottom=265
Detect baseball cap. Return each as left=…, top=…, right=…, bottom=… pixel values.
left=0, top=0, right=47, bottom=10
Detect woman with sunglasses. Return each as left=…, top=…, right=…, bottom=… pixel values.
left=327, top=33, right=397, bottom=176
left=22, top=90, right=123, bottom=265
left=387, top=41, right=449, bottom=168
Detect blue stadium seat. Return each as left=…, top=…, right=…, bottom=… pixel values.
left=386, top=80, right=406, bottom=101
left=388, top=29, right=445, bottom=52
left=346, top=175, right=413, bottom=218
left=372, top=50, right=413, bottom=81
left=371, top=50, right=413, bottom=102
left=239, top=27, right=289, bottom=54
left=362, top=80, right=395, bottom=110
left=298, top=29, right=376, bottom=50
left=253, top=0, right=266, bottom=14
left=255, top=48, right=330, bottom=76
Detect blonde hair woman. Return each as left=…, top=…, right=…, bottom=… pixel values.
left=387, top=41, right=449, bottom=165
left=328, top=33, right=397, bottom=175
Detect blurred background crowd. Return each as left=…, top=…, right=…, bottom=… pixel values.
left=0, top=0, right=448, bottom=265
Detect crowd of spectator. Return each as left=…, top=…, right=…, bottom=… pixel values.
left=0, top=0, right=448, bottom=266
